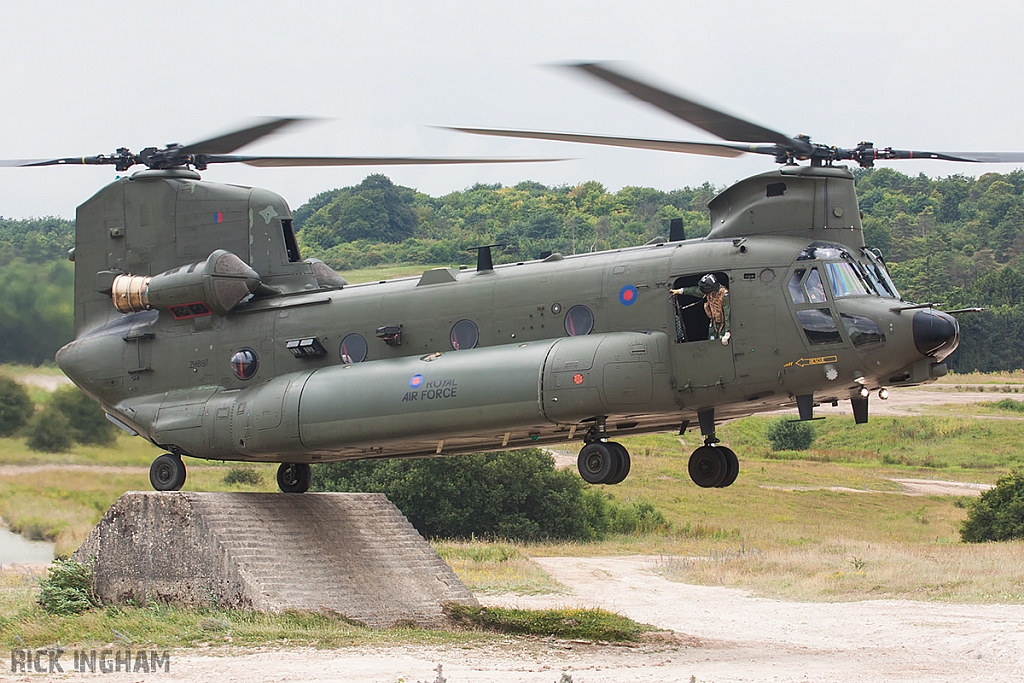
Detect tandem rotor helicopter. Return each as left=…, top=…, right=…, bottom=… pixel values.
left=5, top=63, right=1021, bottom=494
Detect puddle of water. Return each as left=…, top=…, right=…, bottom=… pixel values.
left=0, top=526, right=54, bottom=564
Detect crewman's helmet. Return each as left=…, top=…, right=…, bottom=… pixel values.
left=698, top=273, right=720, bottom=294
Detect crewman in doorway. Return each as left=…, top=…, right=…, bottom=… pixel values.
left=670, top=273, right=731, bottom=345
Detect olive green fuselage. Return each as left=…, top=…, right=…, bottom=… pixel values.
left=56, top=167, right=951, bottom=464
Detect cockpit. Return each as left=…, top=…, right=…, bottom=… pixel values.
left=787, top=242, right=897, bottom=354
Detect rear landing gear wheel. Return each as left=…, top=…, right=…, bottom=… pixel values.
left=277, top=463, right=312, bottom=493
left=605, top=442, right=631, bottom=485
left=688, top=445, right=727, bottom=488
left=578, top=442, right=615, bottom=484
left=150, top=453, right=186, bottom=491
left=717, top=446, right=740, bottom=488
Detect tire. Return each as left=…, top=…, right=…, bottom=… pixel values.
left=277, top=463, right=312, bottom=493
left=717, top=446, right=740, bottom=488
left=150, top=453, right=186, bottom=491
left=605, top=442, right=631, bottom=485
left=688, top=445, right=727, bottom=488
left=577, top=442, right=615, bottom=484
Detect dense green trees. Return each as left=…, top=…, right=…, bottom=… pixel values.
left=0, top=376, right=33, bottom=436
left=6, top=168, right=1024, bottom=371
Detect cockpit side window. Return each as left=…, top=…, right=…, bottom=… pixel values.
left=788, top=269, right=806, bottom=304
left=805, top=268, right=827, bottom=303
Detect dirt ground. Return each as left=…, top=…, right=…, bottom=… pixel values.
left=23, top=554, right=1022, bottom=683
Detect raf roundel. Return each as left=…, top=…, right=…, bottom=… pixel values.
left=619, top=285, right=638, bottom=306
left=409, top=374, right=424, bottom=389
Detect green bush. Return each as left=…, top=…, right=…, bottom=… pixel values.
left=988, top=398, right=1024, bottom=413
left=311, top=449, right=667, bottom=542
left=26, top=409, right=72, bottom=452
left=444, top=604, right=646, bottom=642
left=38, top=558, right=101, bottom=615
left=0, top=376, right=33, bottom=436
left=223, top=467, right=263, bottom=486
left=48, top=385, right=117, bottom=445
left=961, top=469, right=1024, bottom=542
left=767, top=419, right=815, bottom=451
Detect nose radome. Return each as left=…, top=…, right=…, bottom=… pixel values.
left=913, top=309, right=959, bottom=360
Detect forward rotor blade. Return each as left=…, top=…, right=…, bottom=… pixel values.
left=182, top=118, right=307, bottom=155
left=204, top=155, right=565, bottom=167
left=445, top=126, right=764, bottom=158
left=899, top=150, right=1024, bottom=163
left=568, top=62, right=813, bottom=154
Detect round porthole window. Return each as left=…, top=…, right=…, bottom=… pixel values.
left=230, top=348, right=259, bottom=381
left=340, top=333, right=368, bottom=364
left=564, top=305, right=594, bottom=336
left=450, top=319, right=479, bottom=350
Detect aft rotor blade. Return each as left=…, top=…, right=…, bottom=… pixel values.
left=182, top=118, right=307, bottom=155
left=445, top=126, right=764, bottom=158
left=0, top=156, right=114, bottom=167
left=568, top=62, right=813, bottom=154
left=204, top=155, right=565, bottom=167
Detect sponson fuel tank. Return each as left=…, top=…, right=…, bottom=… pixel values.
left=128, top=331, right=677, bottom=460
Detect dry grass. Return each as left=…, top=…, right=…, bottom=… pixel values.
left=935, top=369, right=1024, bottom=385
left=433, top=541, right=567, bottom=595
left=655, top=539, right=1024, bottom=603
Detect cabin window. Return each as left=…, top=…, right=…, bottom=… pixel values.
left=282, top=219, right=301, bottom=263
left=766, top=182, right=787, bottom=197
left=230, top=348, right=259, bottom=380
left=796, top=308, right=842, bottom=346
left=450, top=319, right=480, bottom=350
left=564, top=305, right=594, bottom=336
left=340, top=333, right=368, bottom=364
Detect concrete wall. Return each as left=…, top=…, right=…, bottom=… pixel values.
left=74, top=492, right=477, bottom=628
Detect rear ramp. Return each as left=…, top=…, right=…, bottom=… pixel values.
left=74, top=492, right=476, bottom=628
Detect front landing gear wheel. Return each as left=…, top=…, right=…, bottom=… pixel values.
left=688, top=446, right=727, bottom=488
left=277, top=463, right=312, bottom=493
left=717, top=446, right=740, bottom=488
left=150, top=453, right=186, bottom=491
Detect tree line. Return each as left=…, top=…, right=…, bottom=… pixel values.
left=4, top=167, right=1024, bottom=371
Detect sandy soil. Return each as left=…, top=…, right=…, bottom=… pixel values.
left=25, top=556, right=1023, bottom=683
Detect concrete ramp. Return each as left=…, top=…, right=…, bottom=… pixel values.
left=74, top=492, right=476, bottom=628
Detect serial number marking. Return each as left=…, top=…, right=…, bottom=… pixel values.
left=189, top=359, right=209, bottom=369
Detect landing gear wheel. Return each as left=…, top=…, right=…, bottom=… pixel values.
left=716, top=446, right=740, bottom=488
left=277, top=463, right=312, bottom=493
left=605, top=442, right=631, bottom=485
left=578, top=442, right=615, bottom=484
left=688, top=445, right=727, bottom=488
left=150, top=453, right=186, bottom=491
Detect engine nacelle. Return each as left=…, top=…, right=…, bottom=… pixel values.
left=111, top=250, right=261, bottom=318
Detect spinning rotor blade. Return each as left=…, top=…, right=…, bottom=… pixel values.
left=444, top=126, right=754, bottom=158
left=180, top=117, right=307, bottom=155
left=569, top=62, right=813, bottom=154
left=0, top=156, right=111, bottom=167
left=206, top=155, right=565, bottom=167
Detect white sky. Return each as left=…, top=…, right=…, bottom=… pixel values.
left=2, top=0, right=1023, bottom=219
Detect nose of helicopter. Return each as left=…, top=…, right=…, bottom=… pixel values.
left=912, top=309, right=960, bottom=360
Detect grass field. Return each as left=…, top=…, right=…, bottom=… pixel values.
left=2, top=368, right=1023, bottom=611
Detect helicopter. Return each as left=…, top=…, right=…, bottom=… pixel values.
left=5, top=63, right=1018, bottom=494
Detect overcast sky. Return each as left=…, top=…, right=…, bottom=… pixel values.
left=2, top=1, right=1023, bottom=219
